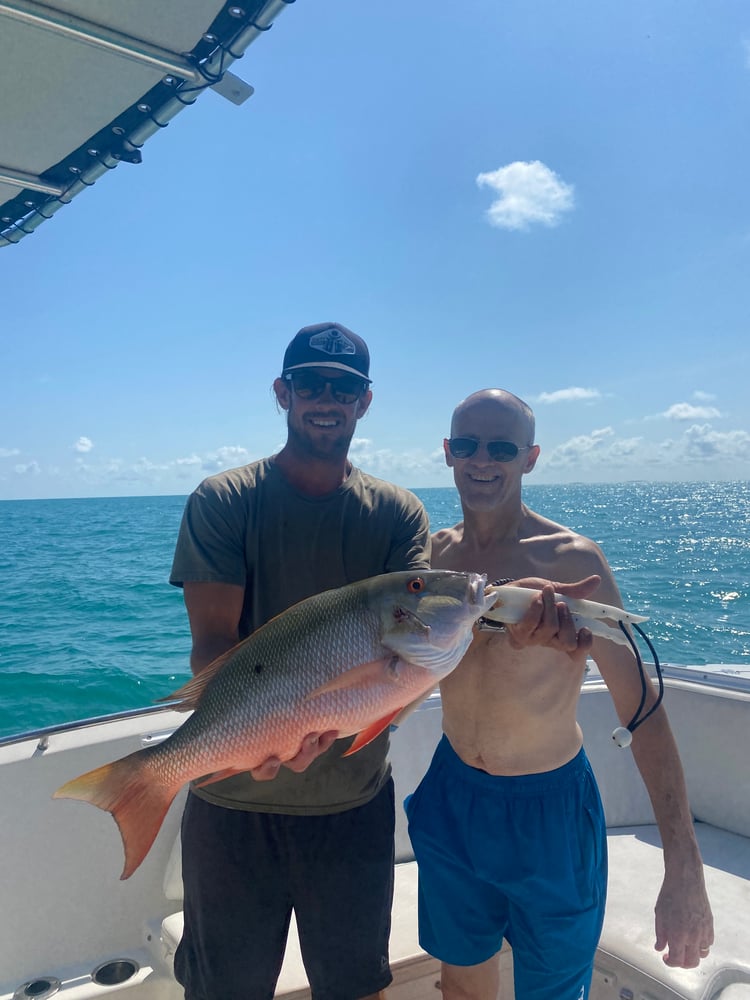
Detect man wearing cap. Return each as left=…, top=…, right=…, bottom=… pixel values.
left=169, top=326, right=595, bottom=1000
left=169, top=322, right=432, bottom=1000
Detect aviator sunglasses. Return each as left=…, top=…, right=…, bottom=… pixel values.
left=447, top=437, right=531, bottom=462
left=283, top=371, right=369, bottom=405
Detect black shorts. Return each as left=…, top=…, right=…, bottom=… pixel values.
left=175, top=780, right=396, bottom=1000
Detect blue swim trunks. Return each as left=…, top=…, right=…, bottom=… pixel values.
left=405, top=736, right=607, bottom=1000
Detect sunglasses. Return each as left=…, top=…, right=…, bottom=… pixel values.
left=447, top=437, right=531, bottom=462
left=283, top=371, right=369, bottom=405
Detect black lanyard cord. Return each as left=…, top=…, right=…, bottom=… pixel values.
left=617, top=620, right=665, bottom=734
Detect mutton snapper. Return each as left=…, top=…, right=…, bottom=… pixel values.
left=55, top=569, right=496, bottom=879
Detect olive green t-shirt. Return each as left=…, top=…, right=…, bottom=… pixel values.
left=169, top=458, right=431, bottom=814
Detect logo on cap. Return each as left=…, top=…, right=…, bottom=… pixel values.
left=309, top=327, right=356, bottom=357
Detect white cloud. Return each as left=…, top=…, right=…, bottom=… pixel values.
left=682, top=424, right=750, bottom=461
left=663, top=403, right=721, bottom=421
left=692, top=390, right=716, bottom=402
left=74, top=436, right=93, bottom=453
left=542, top=429, right=647, bottom=470
left=0, top=447, right=20, bottom=458
left=34, top=445, right=258, bottom=495
left=535, top=387, right=602, bottom=405
left=476, top=160, right=575, bottom=231
left=200, top=446, right=254, bottom=473
left=175, top=454, right=203, bottom=469
left=14, top=461, right=41, bottom=476
left=350, top=438, right=446, bottom=483
left=542, top=427, right=615, bottom=467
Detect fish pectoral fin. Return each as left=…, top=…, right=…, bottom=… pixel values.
left=342, top=708, right=404, bottom=757
left=305, top=657, right=398, bottom=701
left=390, top=687, right=437, bottom=728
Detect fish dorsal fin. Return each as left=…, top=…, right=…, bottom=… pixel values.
left=158, top=645, right=237, bottom=711
left=342, top=708, right=404, bottom=757
left=305, top=657, right=398, bottom=701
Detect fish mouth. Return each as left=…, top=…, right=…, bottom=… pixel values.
left=394, top=605, right=431, bottom=636
left=474, top=573, right=497, bottom=612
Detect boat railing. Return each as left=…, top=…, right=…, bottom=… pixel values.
left=3, top=662, right=747, bottom=753
left=582, top=660, right=750, bottom=694
left=0, top=701, right=183, bottom=752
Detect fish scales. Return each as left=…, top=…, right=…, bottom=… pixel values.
left=54, top=570, right=494, bottom=878
left=161, top=633, right=403, bottom=776
left=160, top=589, right=388, bottom=769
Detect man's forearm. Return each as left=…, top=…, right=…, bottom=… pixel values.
left=190, top=634, right=238, bottom=675
left=630, top=707, right=701, bottom=862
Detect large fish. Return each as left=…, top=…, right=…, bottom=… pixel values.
left=55, top=569, right=496, bottom=879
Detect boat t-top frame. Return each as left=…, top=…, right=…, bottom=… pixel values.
left=0, top=0, right=293, bottom=248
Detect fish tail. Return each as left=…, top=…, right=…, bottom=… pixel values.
left=53, top=750, right=177, bottom=880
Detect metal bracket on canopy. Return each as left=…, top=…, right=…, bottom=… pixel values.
left=211, top=71, right=255, bottom=106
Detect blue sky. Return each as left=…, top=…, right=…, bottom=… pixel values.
left=2, top=0, right=750, bottom=500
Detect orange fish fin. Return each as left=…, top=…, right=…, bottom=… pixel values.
left=390, top=686, right=437, bottom=728
left=192, top=767, right=247, bottom=788
left=53, top=750, right=178, bottom=880
left=157, top=646, right=237, bottom=710
left=305, top=657, right=397, bottom=701
left=342, top=708, right=404, bottom=757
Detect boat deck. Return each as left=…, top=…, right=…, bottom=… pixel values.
left=2, top=668, right=749, bottom=1000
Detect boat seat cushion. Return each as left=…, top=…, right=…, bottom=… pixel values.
left=601, top=822, right=750, bottom=1000
left=161, top=822, right=749, bottom=1000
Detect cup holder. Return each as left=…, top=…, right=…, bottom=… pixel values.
left=14, top=958, right=139, bottom=998
left=13, top=980, right=61, bottom=1000
left=92, top=959, right=139, bottom=986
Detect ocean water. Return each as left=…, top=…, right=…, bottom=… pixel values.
left=0, top=482, right=748, bottom=740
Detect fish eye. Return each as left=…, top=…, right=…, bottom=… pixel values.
left=406, top=577, right=425, bottom=593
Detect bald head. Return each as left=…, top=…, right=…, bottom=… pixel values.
left=450, top=389, right=535, bottom=444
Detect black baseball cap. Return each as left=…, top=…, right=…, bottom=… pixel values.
left=281, top=322, right=371, bottom=382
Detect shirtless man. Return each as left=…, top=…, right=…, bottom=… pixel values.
left=406, top=389, right=714, bottom=1000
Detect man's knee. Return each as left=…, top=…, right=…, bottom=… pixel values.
left=439, top=956, right=500, bottom=1000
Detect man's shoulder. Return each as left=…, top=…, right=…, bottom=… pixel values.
left=429, top=523, right=463, bottom=567
left=194, top=458, right=273, bottom=500
left=431, top=522, right=460, bottom=546
left=354, top=469, right=425, bottom=509
left=524, top=507, right=609, bottom=573
left=525, top=507, right=592, bottom=546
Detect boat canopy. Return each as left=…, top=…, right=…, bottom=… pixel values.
left=0, top=0, right=291, bottom=248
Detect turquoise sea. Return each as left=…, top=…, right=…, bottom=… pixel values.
left=0, top=483, right=748, bottom=741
